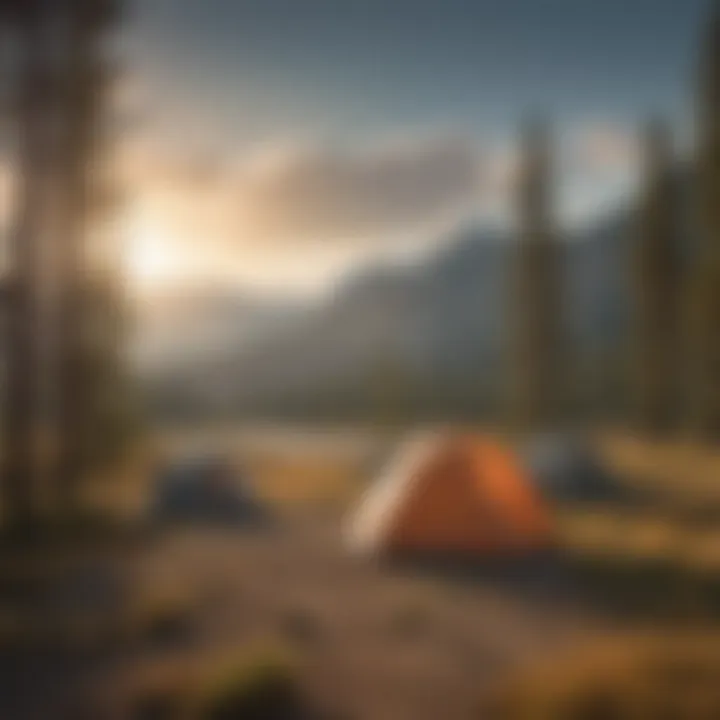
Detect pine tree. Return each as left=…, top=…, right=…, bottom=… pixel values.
left=54, top=0, right=122, bottom=511
left=0, top=0, right=54, bottom=530
left=510, top=118, right=565, bottom=433
left=694, top=0, right=720, bottom=439
left=632, top=119, right=680, bottom=436
left=0, top=0, right=129, bottom=525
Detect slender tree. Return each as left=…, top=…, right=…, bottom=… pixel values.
left=81, top=267, right=140, bottom=474
left=632, top=120, right=680, bottom=436
left=0, top=0, right=54, bottom=529
left=54, top=0, right=120, bottom=512
left=510, top=118, right=565, bottom=433
left=694, top=0, right=720, bottom=439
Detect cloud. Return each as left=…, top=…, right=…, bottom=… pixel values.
left=231, top=136, right=483, bottom=245
left=118, top=132, right=485, bottom=292
left=570, top=124, right=638, bottom=174
left=119, top=124, right=641, bottom=291
left=114, top=133, right=484, bottom=291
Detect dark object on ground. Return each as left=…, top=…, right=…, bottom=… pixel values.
left=522, top=434, right=625, bottom=503
left=149, top=455, right=271, bottom=527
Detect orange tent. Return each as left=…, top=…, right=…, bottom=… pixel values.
left=346, top=433, right=553, bottom=556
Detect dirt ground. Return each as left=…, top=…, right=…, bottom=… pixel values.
left=114, top=516, right=595, bottom=719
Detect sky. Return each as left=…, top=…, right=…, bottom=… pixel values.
left=116, top=0, right=712, bottom=297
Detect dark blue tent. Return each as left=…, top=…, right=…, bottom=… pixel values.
left=150, top=455, right=269, bottom=526
left=521, top=434, right=622, bottom=503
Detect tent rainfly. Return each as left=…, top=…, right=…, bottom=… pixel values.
left=346, top=433, right=553, bottom=557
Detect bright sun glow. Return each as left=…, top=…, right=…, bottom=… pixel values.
left=126, top=219, right=184, bottom=292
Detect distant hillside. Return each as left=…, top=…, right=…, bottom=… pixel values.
left=141, top=199, right=645, bottom=421
left=133, top=286, right=306, bottom=374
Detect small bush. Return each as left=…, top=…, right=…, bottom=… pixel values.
left=191, top=643, right=306, bottom=720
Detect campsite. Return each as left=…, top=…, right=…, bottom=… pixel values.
left=0, top=426, right=720, bottom=718
left=3, top=0, right=720, bottom=718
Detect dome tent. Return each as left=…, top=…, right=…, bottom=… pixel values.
left=150, top=454, right=269, bottom=526
left=521, top=433, right=622, bottom=503
left=346, top=432, right=553, bottom=557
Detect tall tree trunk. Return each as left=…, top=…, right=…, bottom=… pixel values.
left=632, top=120, right=680, bottom=436
left=694, top=1, right=720, bottom=440
left=1, top=2, right=52, bottom=530
left=510, top=118, right=565, bottom=433
left=54, top=0, right=119, bottom=513
left=55, top=1, right=101, bottom=513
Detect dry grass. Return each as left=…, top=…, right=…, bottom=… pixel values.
left=5, top=428, right=720, bottom=719
left=80, top=441, right=162, bottom=518
left=599, top=433, right=720, bottom=518
left=245, top=450, right=366, bottom=509
left=557, top=508, right=720, bottom=572
left=553, top=435, right=720, bottom=621
left=481, top=632, right=720, bottom=719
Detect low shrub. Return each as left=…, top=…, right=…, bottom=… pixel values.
left=191, top=643, right=305, bottom=720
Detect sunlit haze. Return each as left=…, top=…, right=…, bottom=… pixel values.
left=113, top=0, right=705, bottom=297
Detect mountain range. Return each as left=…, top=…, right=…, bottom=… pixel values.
left=138, top=200, right=638, bottom=421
